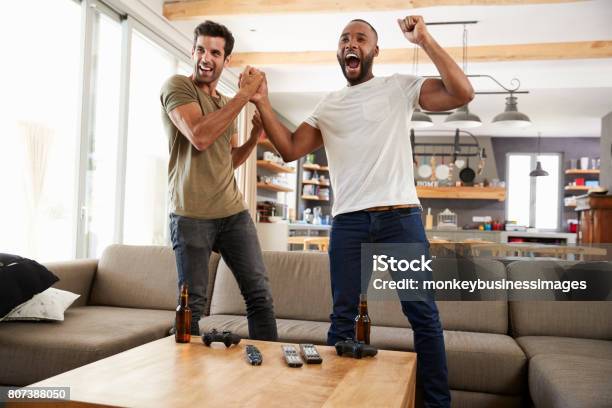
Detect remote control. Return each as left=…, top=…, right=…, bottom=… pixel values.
left=299, top=344, right=322, bottom=364
left=245, top=344, right=262, bottom=366
left=281, top=345, right=303, bottom=368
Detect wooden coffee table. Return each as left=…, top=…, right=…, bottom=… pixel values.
left=22, top=336, right=416, bottom=407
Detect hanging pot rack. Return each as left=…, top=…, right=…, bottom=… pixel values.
left=410, top=129, right=485, bottom=162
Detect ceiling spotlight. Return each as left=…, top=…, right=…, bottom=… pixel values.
left=409, top=108, right=433, bottom=128
left=493, top=95, right=531, bottom=128
left=443, top=104, right=482, bottom=129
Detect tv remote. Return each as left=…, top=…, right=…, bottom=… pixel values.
left=246, top=345, right=262, bottom=366
left=281, top=345, right=303, bottom=368
left=299, top=344, right=322, bottom=364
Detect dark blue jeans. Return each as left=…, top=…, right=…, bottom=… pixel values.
left=169, top=210, right=278, bottom=340
left=328, top=208, right=450, bottom=407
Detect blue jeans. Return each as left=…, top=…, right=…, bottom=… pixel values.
left=328, top=208, right=451, bottom=407
left=169, top=210, right=278, bottom=340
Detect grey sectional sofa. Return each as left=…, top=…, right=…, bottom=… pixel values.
left=0, top=245, right=610, bottom=408
left=0, top=245, right=218, bottom=387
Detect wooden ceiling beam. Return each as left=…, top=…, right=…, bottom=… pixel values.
left=164, top=0, right=585, bottom=20
left=227, top=41, right=612, bottom=67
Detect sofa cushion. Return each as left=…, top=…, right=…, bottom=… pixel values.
left=201, top=315, right=329, bottom=345
left=370, top=258, right=509, bottom=334
left=210, top=251, right=332, bottom=322
left=374, top=328, right=527, bottom=396
left=0, top=306, right=174, bottom=386
left=200, top=314, right=526, bottom=395
left=436, top=330, right=526, bottom=395
left=89, top=245, right=220, bottom=312
left=450, top=390, right=523, bottom=408
left=0, top=257, right=59, bottom=318
left=210, top=251, right=508, bottom=334
left=529, top=354, right=612, bottom=408
left=516, top=336, right=612, bottom=360
left=508, top=260, right=612, bottom=340
left=46, top=259, right=98, bottom=308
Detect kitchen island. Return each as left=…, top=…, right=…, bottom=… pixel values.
left=426, top=228, right=576, bottom=244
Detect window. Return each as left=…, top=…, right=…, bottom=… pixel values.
left=83, top=7, right=122, bottom=257
left=0, top=0, right=245, bottom=259
left=506, top=153, right=561, bottom=230
left=0, top=0, right=82, bottom=261
left=122, top=29, right=183, bottom=246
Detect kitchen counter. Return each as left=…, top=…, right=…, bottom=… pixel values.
left=289, top=223, right=331, bottom=230
left=501, top=230, right=576, bottom=244
left=426, top=229, right=576, bottom=244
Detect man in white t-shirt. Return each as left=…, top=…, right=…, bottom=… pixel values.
left=244, top=16, right=473, bottom=407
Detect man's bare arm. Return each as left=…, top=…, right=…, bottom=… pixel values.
left=256, top=99, right=323, bottom=163
left=244, top=73, right=323, bottom=163
left=168, top=66, right=263, bottom=151
left=398, top=16, right=474, bottom=111
left=231, top=110, right=262, bottom=168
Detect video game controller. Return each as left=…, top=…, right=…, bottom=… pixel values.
left=334, top=340, right=378, bottom=359
left=201, top=329, right=241, bottom=347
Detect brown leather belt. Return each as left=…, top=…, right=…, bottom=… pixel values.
left=364, top=204, right=420, bottom=212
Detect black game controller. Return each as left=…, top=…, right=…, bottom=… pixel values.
left=202, top=329, right=241, bottom=347
left=334, top=340, right=378, bottom=359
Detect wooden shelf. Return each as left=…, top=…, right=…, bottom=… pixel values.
left=302, top=179, right=330, bottom=187
left=257, top=160, right=295, bottom=173
left=257, top=139, right=278, bottom=152
left=302, top=195, right=330, bottom=201
left=564, top=186, right=592, bottom=191
left=257, top=182, right=293, bottom=193
left=416, top=186, right=506, bottom=201
left=565, top=169, right=600, bottom=175
left=303, top=163, right=329, bottom=172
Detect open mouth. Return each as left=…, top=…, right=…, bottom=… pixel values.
left=198, top=65, right=213, bottom=75
left=344, top=52, right=361, bottom=72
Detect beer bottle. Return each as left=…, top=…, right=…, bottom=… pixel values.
left=175, top=284, right=192, bottom=343
left=355, top=293, right=371, bottom=344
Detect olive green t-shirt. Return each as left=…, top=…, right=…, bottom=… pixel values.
left=160, top=74, right=246, bottom=219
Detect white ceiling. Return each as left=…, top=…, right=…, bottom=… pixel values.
left=159, top=0, right=612, bottom=137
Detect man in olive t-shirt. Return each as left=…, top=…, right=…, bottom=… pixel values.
left=159, top=20, right=277, bottom=339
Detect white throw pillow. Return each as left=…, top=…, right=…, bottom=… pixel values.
left=1, top=288, right=80, bottom=322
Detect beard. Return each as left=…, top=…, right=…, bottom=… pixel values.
left=337, top=50, right=375, bottom=85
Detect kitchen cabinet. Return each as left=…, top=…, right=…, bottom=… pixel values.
left=575, top=193, right=612, bottom=243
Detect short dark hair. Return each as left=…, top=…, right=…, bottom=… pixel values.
left=193, top=20, right=235, bottom=57
left=349, top=19, right=378, bottom=41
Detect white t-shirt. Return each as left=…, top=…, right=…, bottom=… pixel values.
left=305, top=74, right=425, bottom=216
